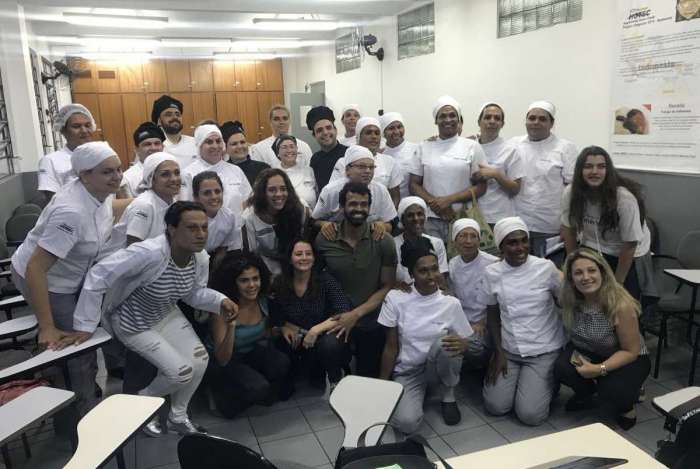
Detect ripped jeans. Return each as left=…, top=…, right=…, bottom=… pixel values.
left=112, top=306, right=209, bottom=423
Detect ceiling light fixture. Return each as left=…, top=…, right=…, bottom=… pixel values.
left=230, top=39, right=329, bottom=49
left=160, top=38, right=233, bottom=48
left=62, top=12, right=169, bottom=29
left=213, top=52, right=277, bottom=61
left=251, top=18, right=344, bottom=31
left=71, top=51, right=153, bottom=63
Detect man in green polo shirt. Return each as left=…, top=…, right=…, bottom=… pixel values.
left=315, top=181, right=397, bottom=377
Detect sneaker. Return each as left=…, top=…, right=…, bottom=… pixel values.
left=167, top=417, right=206, bottom=436
left=142, top=418, right=164, bottom=438
left=637, top=385, right=646, bottom=403
left=441, top=401, right=461, bottom=426
left=565, top=395, right=596, bottom=412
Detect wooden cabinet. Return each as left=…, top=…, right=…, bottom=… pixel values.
left=94, top=64, right=121, bottom=93
left=119, top=63, right=145, bottom=93
left=235, top=62, right=257, bottom=91
left=256, top=91, right=285, bottom=140
left=213, top=61, right=237, bottom=91
left=166, top=60, right=191, bottom=92
left=143, top=59, right=168, bottom=93
left=189, top=60, right=213, bottom=92
left=191, top=92, right=216, bottom=126
left=215, top=92, right=240, bottom=124
left=255, top=59, right=284, bottom=91
left=121, top=94, right=149, bottom=161
left=69, top=58, right=97, bottom=93
left=238, top=92, right=261, bottom=143
left=97, top=94, right=128, bottom=168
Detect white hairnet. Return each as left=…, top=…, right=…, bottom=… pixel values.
left=194, top=124, right=223, bottom=151
left=527, top=100, right=556, bottom=118
left=341, top=104, right=361, bottom=118
left=54, top=104, right=96, bottom=132
left=451, top=218, right=481, bottom=241
left=494, top=216, right=529, bottom=247
left=355, top=117, right=381, bottom=140
left=343, top=145, right=374, bottom=167
left=71, top=141, right=116, bottom=175
left=379, top=112, right=404, bottom=133
left=139, top=152, right=179, bottom=191
left=432, top=95, right=462, bottom=121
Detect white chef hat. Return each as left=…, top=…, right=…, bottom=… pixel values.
left=493, top=216, right=529, bottom=247
left=398, top=196, right=426, bottom=220
left=71, top=141, right=116, bottom=175
left=341, top=104, right=361, bottom=117
left=54, top=104, right=96, bottom=132
left=451, top=218, right=481, bottom=241
left=478, top=102, right=503, bottom=118
left=355, top=117, right=381, bottom=139
left=432, top=95, right=462, bottom=121
left=343, top=145, right=374, bottom=167
left=379, top=112, right=404, bottom=133
left=194, top=124, right=222, bottom=150
left=139, top=152, right=179, bottom=191
left=527, top=100, right=556, bottom=118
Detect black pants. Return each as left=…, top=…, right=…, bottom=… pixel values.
left=602, top=253, right=641, bottom=301
left=276, top=333, right=351, bottom=384
left=208, top=342, right=290, bottom=418
left=352, top=322, right=386, bottom=378
left=554, top=343, right=650, bottom=414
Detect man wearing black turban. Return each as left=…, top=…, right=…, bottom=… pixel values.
left=307, top=106, right=348, bottom=191
left=117, top=122, right=166, bottom=198
left=151, top=94, right=197, bottom=170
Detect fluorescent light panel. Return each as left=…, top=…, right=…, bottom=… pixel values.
left=214, top=52, right=277, bottom=60
left=62, top=12, right=169, bottom=29
left=252, top=18, right=344, bottom=31
left=160, top=38, right=232, bottom=48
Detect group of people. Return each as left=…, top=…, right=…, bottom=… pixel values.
left=13, top=92, right=653, bottom=439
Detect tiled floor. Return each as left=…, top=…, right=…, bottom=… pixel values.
left=2, top=313, right=699, bottom=469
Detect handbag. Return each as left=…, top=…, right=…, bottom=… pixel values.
left=446, top=188, right=498, bottom=258
left=0, top=378, right=50, bottom=405
left=334, top=422, right=454, bottom=469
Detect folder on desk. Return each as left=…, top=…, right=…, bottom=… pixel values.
left=526, top=456, right=628, bottom=468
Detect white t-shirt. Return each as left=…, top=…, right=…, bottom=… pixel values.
left=119, top=160, right=144, bottom=198
left=163, top=134, right=197, bottom=170
left=393, top=233, right=448, bottom=284
left=478, top=137, right=526, bottom=224
left=180, top=159, right=251, bottom=214
left=37, top=147, right=75, bottom=193
left=329, top=151, right=403, bottom=191
left=378, top=288, right=473, bottom=374
left=560, top=185, right=650, bottom=257
left=250, top=135, right=312, bottom=168
left=11, top=180, right=114, bottom=294
left=338, top=135, right=356, bottom=147
left=111, top=190, right=171, bottom=249
left=482, top=256, right=566, bottom=357
left=312, top=178, right=397, bottom=223
left=513, top=134, right=578, bottom=233
left=383, top=140, right=418, bottom=199
left=206, top=206, right=241, bottom=252
left=449, top=251, right=499, bottom=323
left=283, top=164, right=317, bottom=208
left=410, top=136, right=487, bottom=218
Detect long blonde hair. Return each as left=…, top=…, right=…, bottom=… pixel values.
left=560, top=248, right=640, bottom=329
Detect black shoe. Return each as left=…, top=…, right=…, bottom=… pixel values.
left=441, top=401, right=461, bottom=426
left=617, top=414, right=637, bottom=431
left=565, top=395, right=595, bottom=412
left=107, top=367, right=124, bottom=380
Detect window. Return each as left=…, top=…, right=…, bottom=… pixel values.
left=398, top=3, right=435, bottom=60
left=42, top=58, right=63, bottom=151
left=30, top=49, right=52, bottom=154
left=335, top=29, right=362, bottom=74
left=498, top=0, right=582, bottom=38
left=0, top=69, right=15, bottom=179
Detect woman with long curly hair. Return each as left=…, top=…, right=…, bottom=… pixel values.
left=560, top=145, right=651, bottom=299
left=554, top=248, right=650, bottom=430
left=242, top=168, right=310, bottom=275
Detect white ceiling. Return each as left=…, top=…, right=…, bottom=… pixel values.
left=22, top=0, right=423, bottom=59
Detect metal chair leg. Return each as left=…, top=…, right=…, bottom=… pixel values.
left=2, top=444, right=12, bottom=469
left=690, top=327, right=700, bottom=386
left=654, top=314, right=667, bottom=379
left=21, top=432, right=30, bottom=458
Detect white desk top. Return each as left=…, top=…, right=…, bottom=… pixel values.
left=652, top=386, right=700, bottom=415
left=0, top=327, right=110, bottom=382
left=329, top=375, right=403, bottom=448
left=0, top=315, right=37, bottom=339
left=0, top=295, right=25, bottom=308
left=64, top=394, right=164, bottom=469
left=664, top=269, right=700, bottom=286
left=438, top=423, right=665, bottom=468
left=0, top=386, right=75, bottom=444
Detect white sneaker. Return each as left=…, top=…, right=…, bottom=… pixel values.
left=142, top=417, right=164, bottom=438
left=167, top=417, right=205, bottom=435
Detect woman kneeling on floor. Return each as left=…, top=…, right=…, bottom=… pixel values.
left=554, top=248, right=650, bottom=430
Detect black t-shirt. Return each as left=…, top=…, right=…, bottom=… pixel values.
left=310, top=143, right=347, bottom=191
left=228, top=156, right=270, bottom=187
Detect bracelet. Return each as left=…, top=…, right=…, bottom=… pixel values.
left=599, top=363, right=608, bottom=377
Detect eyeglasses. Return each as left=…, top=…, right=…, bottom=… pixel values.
left=349, top=164, right=376, bottom=171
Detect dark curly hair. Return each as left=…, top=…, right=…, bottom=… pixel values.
left=209, top=251, right=271, bottom=302
left=400, top=236, right=437, bottom=277
left=271, top=237, right=321, bottom=301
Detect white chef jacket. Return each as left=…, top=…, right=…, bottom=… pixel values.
left=513, top=133, right=578, bottom=233
left=163, top=134, right=197, bottom=170
left=482, top=256, right=566, bottom=357
left=109, top=190, right=170, bottom=251
left=206, top=206, right=241, bottom=252
left=383, top=140, right=418, bottom=199
left=74, top=234, right=227, bottom=333
left=250, top=135, right=312, bottom=168
left=393, top=233, right=448, bottom=284
left=410, top=136, right=487, bottom=218
left=180, top=159, right=251, bottom=210
left=37, top=147, right=75, bottom=193
left=119, top=160, right=144, bottom=198
left=11, top=179, right=114, bottom=294
left=378, top=287, right=473, bottom=374
left=560, top=185, right=650, bottom=257
left=312, top=178, right=397, bottom=223
left=283, top=164, right=317, bottom=208
left=449, top=251, right=499, bottom=323
left=338, top=135, right=357, bottom=147
left=329, top=151, right=403, bottom=191
left=478, top=137, right=526, bottom=224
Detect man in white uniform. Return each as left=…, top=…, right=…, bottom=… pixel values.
left=338, top=104, right=361, bottom=147
left=37, top=103, right=95, bottom=202
left=152, top=95, right=197, bottom=170
left=250, top=105, right=313, bottom=168
left=513, top=100, right=578, bottom=257
left=380, top=112, right=418, bottom=199
left=118, top=122, right=165, bottom=199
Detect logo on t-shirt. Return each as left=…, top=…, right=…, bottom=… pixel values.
left=134, top=210, right=149, bottom=219
left=56, top=223, right=74, bottom=235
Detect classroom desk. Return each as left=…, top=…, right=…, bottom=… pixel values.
left=652, top=386, right=700, bottom=416
left=438, top=423, right=665, bottom=468
left=0, top=295, right=26, bottom=320
left=0, top=315, right=37, bottom=341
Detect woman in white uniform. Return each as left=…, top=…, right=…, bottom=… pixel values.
left=338, top=104, right=361, bottom=147
left=409, top=95, right=487, bottom=245
left=11, top=141, right=122, bottom=419
left=482, top=217, right=566, bottom=426
left=379, top=237, right=473, bottom=434
left=242, top=168, right=309, bottom=276
left=273, top=135, right=317, bottom=208
left=380, top=112, right=418, bottom=199
left=560, top=146, right=651, bottom=300
left=448, top=218, right=499, bottom=365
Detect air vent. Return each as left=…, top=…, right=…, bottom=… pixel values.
left=98, top=70, right=116, bottom=79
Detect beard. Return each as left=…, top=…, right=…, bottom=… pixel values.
left=161, top=120, right=183, bottom=135
left=345, top=210, right=369, bottom=226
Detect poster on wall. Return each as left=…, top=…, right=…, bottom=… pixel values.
left=610, top=0, right=700, bottom=174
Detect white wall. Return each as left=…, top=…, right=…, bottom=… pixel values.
left=284, top=0, right=615, bottom=147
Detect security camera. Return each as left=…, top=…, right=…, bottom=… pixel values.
left=360, top=34, right=384, bottom=61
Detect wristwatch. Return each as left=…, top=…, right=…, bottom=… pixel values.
left=599, top=363, right=608, bottom=377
